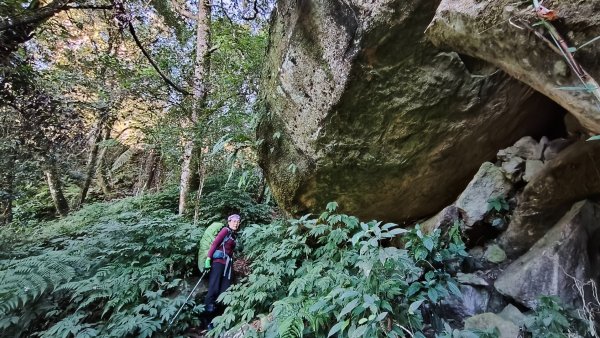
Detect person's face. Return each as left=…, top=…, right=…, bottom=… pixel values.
left=228, top=218, right=241, bottom=231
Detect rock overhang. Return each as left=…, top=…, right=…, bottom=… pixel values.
left=258, top=0, right=569, bottom=221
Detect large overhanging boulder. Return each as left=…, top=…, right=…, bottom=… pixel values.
left=426, top=0, right=600, bottom=134
left=257, top=0, right=563, bottom=221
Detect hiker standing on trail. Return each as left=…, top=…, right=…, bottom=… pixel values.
left=203, top=214, right=240, bottom=326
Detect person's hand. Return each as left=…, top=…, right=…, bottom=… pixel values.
left=204, top=257, right=212, bottom=270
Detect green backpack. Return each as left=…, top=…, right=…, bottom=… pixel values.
left=197, top=222, right=225, bottom=271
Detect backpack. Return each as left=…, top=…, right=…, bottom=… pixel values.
left=197, top=222, right=233, bottom=271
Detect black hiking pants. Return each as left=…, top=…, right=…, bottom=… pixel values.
left=204, top=262, right=233, bottom=312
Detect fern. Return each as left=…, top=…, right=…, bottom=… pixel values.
left=209, top=206, right=470, bottom=338
left=110, top=148, right=136, bottom=173
left=40, top=312, right=90, bottom=338
left=0, top=184, right=277, bottom=336
left=278, top=316, right=304, bottom=338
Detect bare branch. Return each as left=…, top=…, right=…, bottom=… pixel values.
left=127, top=21, right=191, bottom=96
left=66, top=4, right=114, bottom=10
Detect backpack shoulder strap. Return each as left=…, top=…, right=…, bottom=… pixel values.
left=218, top=227, right=234, bottom=248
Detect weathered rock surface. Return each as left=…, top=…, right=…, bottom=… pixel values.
left=499, top=141, right=600, bottom=255
left=427, top=0, right=600, bottom=133
left=543, top=138, right=573, bottom=162
left=421, top=205, right=461, bottom=234
left=500, top=156, right=524, bottom=183
left=440, top=284, right=507, bottom=325
left=484, top=244, right=506, bottom=264
left=464, top=312, right=520, bottom=338
left=495, top=200, right=600, bottom=309
left=457, top=272, right=489, bottom=287
left=455, top=162, right=513, bottom=228
left=522, top=160, right=544, bottom=183
left=257, top=0, right=563, bottom=221
left=497, top=136, right=543, bottom=162
left=498, top=304, right=527, bottom=327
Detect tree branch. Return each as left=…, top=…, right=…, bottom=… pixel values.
left=170, top=0, right=195, bottom=20
left=242, top=0, right=259, bottom=21
left=66, top=4, right=114, bottom=10
left=0, top=1, right=113, bottom=32
left=127, top=21, right=191, bottom=96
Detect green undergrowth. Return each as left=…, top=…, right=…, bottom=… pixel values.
left=0, top=186, right=272, bottom=337
left=211, top=202, right=595, bottom=338
left=211, top=202, right=469, bottom=337
left=2, top=192, right=592, bottom=337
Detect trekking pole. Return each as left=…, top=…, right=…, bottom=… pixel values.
left=168, top=270, right=208, bottom=327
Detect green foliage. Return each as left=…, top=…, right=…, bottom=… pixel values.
left=486, top=197, right=509, bottom=213
left=194, top=175, right=273, bottom=227
left=210, top=204, right=469, bottom=337
left=0, top=185, right=272, bottom=337
left=523, top=296, right=587, bottom=337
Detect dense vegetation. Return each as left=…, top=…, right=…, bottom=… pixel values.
left=0, top=180, right=272, bottom=337
left=2, top=194, right=593, bottom=337
left=1, top=0, right=598, bottom=337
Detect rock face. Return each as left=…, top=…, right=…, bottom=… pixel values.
left=454, top=162, right=512, bottom=228
left=499, top=141, right=600, bottom=255
left=440, top=283, right=507, bottom=324
left=464, top=312, right=520, bottom=338
left=257, top=0, right=563, bottom=221
left=426, top=0, right=600, bottom=133
left=495, top=200, right=600, bottom=309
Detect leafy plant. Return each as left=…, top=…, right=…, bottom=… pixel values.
left=523, top=296, right=587, bottom=338
left=486, top=197, right=509, bottom=213
left=0, top=185, right=273, bottom=337
left=209, top=203, right=469, bottom=337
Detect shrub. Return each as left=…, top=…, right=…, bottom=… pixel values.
left=0, top=185, right=274, bottom=337
left=210, top=202, right=468, bottom=337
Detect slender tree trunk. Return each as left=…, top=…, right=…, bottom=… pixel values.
left=256, top=172, right=267, bottom=204
left=193, top=158, right=206, bottom=226
left=179, top=141, right=195, bottom=214
left=178, top=0, right=211, bottom=215
left=0, top=159, right=14, bottom=225
left=44, top=163, right=69, bottom=217
left=96, top=123, right=112, bottom=197
left=78, top=112, right=106, bottom=207
left=142, top=149, right=158, bottom=191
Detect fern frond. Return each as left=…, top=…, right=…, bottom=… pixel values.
left=110, top=148, right=136, bottom=173
left=278, top=316, right=304, bottom=338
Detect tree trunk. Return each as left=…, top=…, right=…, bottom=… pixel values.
left=44, top=163, right=69, bottom=217
left=179, top=140, right=195, bottom=215
left=193, top=158, right=206, bottom=226
left=256, top=172, right=267, bottom=204
left=0, top=159, right=14, bottom=225
left=135, top=148, right=159, bottom=195
left=143, top=149, right=158, bottom=192
left=78, top=112, right=106, bottom=207
left=96, top=123, right=112, bottom=197
left=178, top=0, right=211, bottom=215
